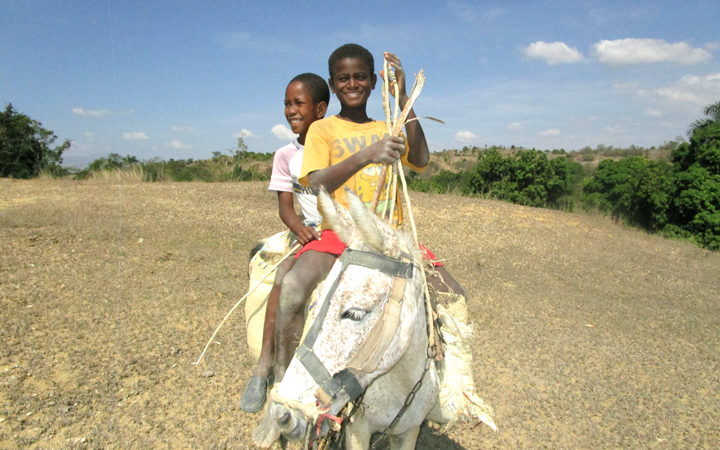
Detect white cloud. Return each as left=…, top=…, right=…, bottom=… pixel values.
left=233, top=128, right=255, bottom=139
left=168, top=140, right=191, bottom=149
left=455, top=131, right=478, bottom=142
left=645, top=108, right=662, bottom=117
left=72, top=107, right=111, bottom=117
left=172, top=125, right=195, bottom=132
left=593, top=39, right=712, bottom=66
left=652, top=87, right=701, bottom=103
left=537, top=128, right=560, bottom=137
left=72, top=107, right=134, bottom=117
left=507, top=122, right=524, bottom=132
left=271, top=124, right=296, bottom=140
left=638, top=72, right=720, bottom=105
left=83, top=131, right=95, bottom=139
left=123, top=131, right=148, bottom=140
left=524, top=41, right=584, bottom=65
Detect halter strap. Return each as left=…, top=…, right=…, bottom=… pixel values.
left=295, top=247, right=415, bottom=417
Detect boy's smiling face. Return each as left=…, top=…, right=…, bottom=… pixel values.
left=329, top=57, right=377, bottom=109
left=284, top=81, right=324, bottom=137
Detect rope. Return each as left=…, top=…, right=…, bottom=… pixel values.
left=372, top=58, right=436, bottom=352
left=193, top=242, right=301, bottom=365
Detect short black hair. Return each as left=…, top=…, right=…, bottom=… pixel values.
left=289, top=73, right=330, bottom=105
left=328, top=43, right=374, bottom=78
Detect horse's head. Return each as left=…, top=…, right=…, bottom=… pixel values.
left=269, top=188, right=425, bottom=440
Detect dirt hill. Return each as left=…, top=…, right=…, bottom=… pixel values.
left=1, top=178, right=718, bottom=448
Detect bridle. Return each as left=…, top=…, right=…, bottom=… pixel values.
left=294, top=247, right=416, bottom=421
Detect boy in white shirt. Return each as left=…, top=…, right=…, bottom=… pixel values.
left=240, top=73, right=329, bottom=413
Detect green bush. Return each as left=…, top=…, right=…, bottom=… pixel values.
left=464, top=149, right=581, bottom=208
left=583, top=157, right=674, bottom=231
left=581, top=100, right=720, bottom=249
left=666, top=118, right=720, bottom=249
left=1, top=104, right=70, bottom=178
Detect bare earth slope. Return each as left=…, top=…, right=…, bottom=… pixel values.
left=1, top=179, right=718, bottom=448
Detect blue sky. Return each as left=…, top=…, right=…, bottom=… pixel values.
left=2, top=1, right=719, bottom=168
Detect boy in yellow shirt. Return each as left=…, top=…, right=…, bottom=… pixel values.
left=274, top=43, right=463, bottom=386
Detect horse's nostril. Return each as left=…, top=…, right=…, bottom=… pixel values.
left=274, top=408, right=292, bottom=426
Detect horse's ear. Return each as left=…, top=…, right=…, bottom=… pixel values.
left=347, top=189, right=402, bottom=257
left=346, top=189, right=385, bottom=253
left=317, top=187, right=354, bottom=243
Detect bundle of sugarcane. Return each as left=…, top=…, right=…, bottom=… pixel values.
left=371, top=57, right=442, bottom=242
left=371, top=56, right=442, bottom=355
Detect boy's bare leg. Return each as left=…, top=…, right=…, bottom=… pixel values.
left=241, top=258, right=294, bottom=413
left=273, top=250, right=336, bottom=382
left=255, top=257, right=295, bottom=378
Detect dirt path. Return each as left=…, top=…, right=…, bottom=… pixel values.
left=1, top=179, right=718, bottom=448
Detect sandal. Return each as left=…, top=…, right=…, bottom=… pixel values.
left=240, top=375, right=269, bottom=413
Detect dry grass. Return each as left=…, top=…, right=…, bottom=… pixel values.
left=1, top=178, right=718, bottom=448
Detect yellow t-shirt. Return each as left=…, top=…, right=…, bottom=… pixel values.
left=299, top=116, right=425, bottom=227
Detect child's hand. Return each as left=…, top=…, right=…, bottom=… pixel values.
left=381, top=52, right=408, bottom=105
left=366, top=135, right=405, bottom=165
left=295, top=225, right=321, bottom=246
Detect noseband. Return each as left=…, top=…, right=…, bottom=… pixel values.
left=294, top=247, right=415, bottom=416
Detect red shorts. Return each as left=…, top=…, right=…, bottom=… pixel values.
left=295, top=230, right=443, bottom=267
left=295, top=229, right=347, bottom=258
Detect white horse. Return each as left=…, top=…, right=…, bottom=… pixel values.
left=266, top=189, right=444, bottom=449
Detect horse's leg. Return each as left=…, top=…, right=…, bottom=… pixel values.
left=273, top=250, right=335, bottom=382
left=344, top=416, right=371, bottom=450
left=389, top=425, right=420, bottom=450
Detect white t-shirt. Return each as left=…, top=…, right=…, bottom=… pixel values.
left=268, top=140, right=321, bottom=225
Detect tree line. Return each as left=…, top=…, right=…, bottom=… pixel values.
left=408, top=101, right=720, bottom=249
left=2, top=101, right=718, bottom=249
left=70, top=139, right=272, bottom=182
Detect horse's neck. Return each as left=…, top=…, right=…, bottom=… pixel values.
left=361, top=279, right=437, bottom=430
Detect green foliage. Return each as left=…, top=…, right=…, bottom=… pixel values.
left=74, top=136, right=272, bottom=182
left=667, top=112, right=720, bottom=249
left=689, top=101, right=720, bottom=136
left=407, top=169, right=465, bottom=194
left=73, top=153, right=140, bottom=179
left=571, top=144, right=653, bottom=161
left=232, top=137, right=273, bottom=163
left=77, top=153, right=271, bottom=183
left=579, top=100, right=720, bottom=249
left=583, top=157, right=674, bottom=231
left=0, top=103, right=70, bottom=178
left=410, top=149, right=582, bottom=209
left=466, top=149, right=582, bottom=208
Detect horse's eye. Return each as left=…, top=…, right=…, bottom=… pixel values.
left=341, top=308, right=368, bottom=321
